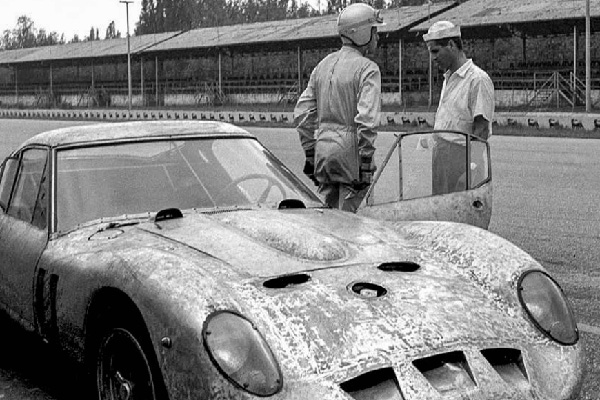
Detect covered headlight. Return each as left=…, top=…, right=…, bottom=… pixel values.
left=517, top=270, right=579, bottom=345
left=202, top=310, right=282, bottom=396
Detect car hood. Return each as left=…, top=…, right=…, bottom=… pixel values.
left=126, top=209, right=539, bottom=374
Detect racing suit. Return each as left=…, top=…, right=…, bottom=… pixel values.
left=294, top=46, right=381, bottom=212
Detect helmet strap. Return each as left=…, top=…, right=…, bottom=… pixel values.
left=341, top=33, right=370, bottom=49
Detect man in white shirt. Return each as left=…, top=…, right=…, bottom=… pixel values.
left=424, top=21, right=494, bottom=195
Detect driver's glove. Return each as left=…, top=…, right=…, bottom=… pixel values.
left=303, top=151, right=319, bottom=186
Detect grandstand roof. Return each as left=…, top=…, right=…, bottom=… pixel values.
left=0, top=2, right=455, bottom=66
left=142, top=2, right=455, bottom=54
left=411, top=0, right=600, bottom=38
left=0, top=32, right=179, bottom=65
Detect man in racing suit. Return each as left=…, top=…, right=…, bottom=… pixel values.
left=424, top=21, right=494, bottom=195
left=294, top=2, right=384, bottom=212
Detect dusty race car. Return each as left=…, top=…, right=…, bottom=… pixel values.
left=0, top=121, right=584, bottom=400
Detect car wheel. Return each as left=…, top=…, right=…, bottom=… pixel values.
left=96, top=326, right=162, bottom=400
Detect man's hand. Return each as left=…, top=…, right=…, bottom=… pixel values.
left=303, top=156, right=319, bottom=186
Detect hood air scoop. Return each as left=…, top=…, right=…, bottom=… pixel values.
left=378, top=261, right=420, bottom=272
left=348, top=282, right=387, bottom=299
left=263, top=273, right=311, bottom=289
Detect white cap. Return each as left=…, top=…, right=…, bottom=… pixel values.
left=423, top=20, right=461, bottom=42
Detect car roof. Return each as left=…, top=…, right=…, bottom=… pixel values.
left=20, top=121, right=255, bottom=149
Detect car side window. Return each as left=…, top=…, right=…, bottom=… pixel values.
left=0, top=157, right=20, bottom=212
left=6, top=148, right=49, bottom=229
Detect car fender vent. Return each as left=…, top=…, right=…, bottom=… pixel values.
left=413, top=351, right=475, bottom=394
left=377, top=261, right=420, bottom=272
left=481, top=348, right=528, bottom=389
left=263, top=273, right=311, bottom=289
left=340, top=368, right=404, bottom=400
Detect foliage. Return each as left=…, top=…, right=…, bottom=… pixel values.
left=105, top=21, right=122, bottom=39
left=1, top=15, right=64, bottom=50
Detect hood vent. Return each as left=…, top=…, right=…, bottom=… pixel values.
left=263, top=273, right=311, bottom=289
left=378, top=261, right=420, bottom=272
left=481, top=348, right=529, bottom=390
left=340, top=368, right=404, bottom=400
left=348, top=282, right=387, bottom=299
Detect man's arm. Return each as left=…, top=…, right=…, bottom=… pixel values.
left=294, top=74, right=318, bottom=155
left=355, top=65, right=381, bottom=160
left=473, top=114, right=490, bottom=140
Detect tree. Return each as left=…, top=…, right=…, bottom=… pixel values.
left=0, top=15, right=63, bottom=49
left=86, top=26, right=101, bottom=41
left=105, top=21, right=121, bottom=39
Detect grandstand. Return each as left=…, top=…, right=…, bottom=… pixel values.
left=0, top=0, right=600, bottom=112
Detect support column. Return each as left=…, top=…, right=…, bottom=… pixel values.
left=398, top=38, right=403, bottom=106
left=14, top=65, right=18, bottom=103
left=574, top=25, right=578, bottom=107
left=140, top=57, right=145, bottom=107
left=297, top=46, right=303, bottom=92
left=49, top=64, right=53, bottom=96
left=218, top=50, right=222, bottom=97
left=155, top=56, right=159, bottom=106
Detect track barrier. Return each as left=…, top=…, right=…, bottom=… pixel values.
left=2, top=108, right=600, bottom=131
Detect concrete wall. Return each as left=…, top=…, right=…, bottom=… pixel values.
left=3, top=89, right=599, bottom=111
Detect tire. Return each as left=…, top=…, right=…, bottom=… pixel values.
left=95, top=325, right=166, bottom=400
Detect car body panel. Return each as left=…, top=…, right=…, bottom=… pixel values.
left=38, top=211, right=584, bottom=399
left=0, top=213, right=46, bottom=326
left=0, top=122, right=584, bottom=400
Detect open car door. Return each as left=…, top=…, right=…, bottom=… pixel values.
left=357, top=130, right=492, bottom=230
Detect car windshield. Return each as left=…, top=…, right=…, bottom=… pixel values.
left=56, top=137, right=321, bottom=232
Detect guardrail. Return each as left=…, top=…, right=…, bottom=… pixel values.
left=2, top=107, right=600, bottom=131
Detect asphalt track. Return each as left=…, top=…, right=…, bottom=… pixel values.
left=0, top=120, right=598, bottom=399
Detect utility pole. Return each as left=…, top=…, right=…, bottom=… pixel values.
left=120, top=0, right=133, bottom=114
left=585, top=0, right=591, bottom=112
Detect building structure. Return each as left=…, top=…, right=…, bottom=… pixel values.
left=0, top=0, right=599, bottom=111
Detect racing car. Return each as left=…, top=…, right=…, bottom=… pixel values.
left=0, top=121, right=583, bottom=399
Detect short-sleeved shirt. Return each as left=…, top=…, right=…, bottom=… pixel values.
left=433, top=59, right=494, bottom=143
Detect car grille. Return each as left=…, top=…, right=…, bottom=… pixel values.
left=339, top=348, right=531, bottom=399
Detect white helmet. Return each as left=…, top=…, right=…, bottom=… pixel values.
left=338, top=3, right=385, bottom=47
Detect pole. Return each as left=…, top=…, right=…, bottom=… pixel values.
left=585, top=0, right=591, bottom=112
left=427, top=1, right=432, bottom=109
left=399, top=38, right=403, bottom=107
left=120, top=0, right=133, bottom=114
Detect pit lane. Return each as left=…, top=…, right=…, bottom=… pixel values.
left=0, top=120, right=598, bottom=400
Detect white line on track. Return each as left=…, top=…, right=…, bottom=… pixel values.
left=578, top=323, right=600, bottom=336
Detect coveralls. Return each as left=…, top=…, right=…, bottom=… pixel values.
left=294, top=46, right=381, bottom=212
left=432, top=59, right=494, bottom=195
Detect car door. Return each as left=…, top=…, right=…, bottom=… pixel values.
left=358, top=130, right=492, bottom=230
left=0, top=147, right=50, bottom=328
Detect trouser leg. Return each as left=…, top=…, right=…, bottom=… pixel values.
left=318, top=183, right=340, bottom=209
left=339, top=184, right=368, bottom=213
left=318, top=183, right=367, bottom=212
left=432, top=139, right=467, bottom=195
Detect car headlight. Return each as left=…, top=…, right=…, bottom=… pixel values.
left=517, top=270, right=579, bottom=345
left=203, top=310, right=283, bottom=396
